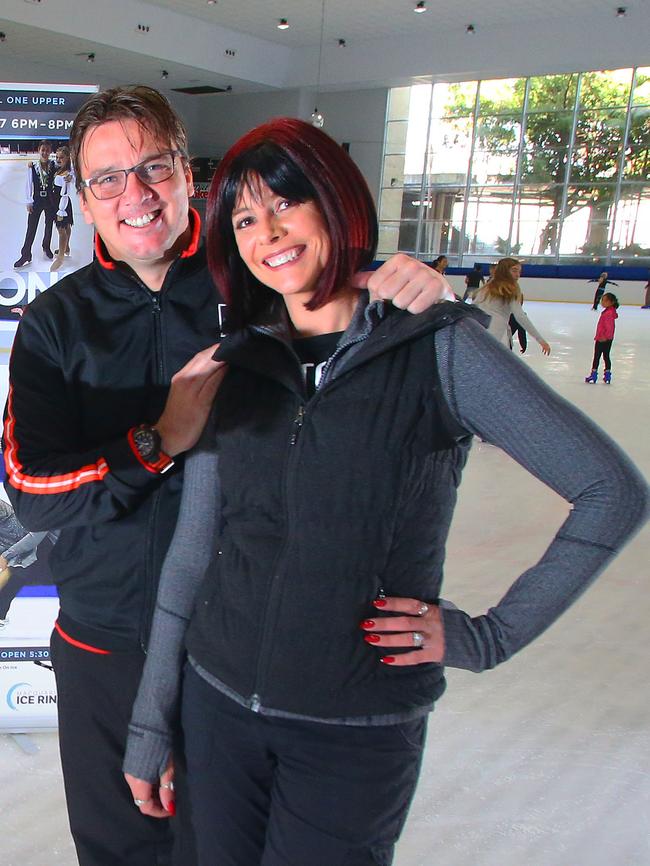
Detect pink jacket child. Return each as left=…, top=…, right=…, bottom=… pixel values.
left=595, top=305, right=618, bottom=342
left=586, top=293, right=619, bottom=384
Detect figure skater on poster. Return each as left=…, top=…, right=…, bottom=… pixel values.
left=51, top=145, right=75, bottom=272
left=13, top=140, right=57, bottom=269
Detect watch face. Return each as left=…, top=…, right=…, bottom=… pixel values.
left=134, top=427, right=158, bottom=461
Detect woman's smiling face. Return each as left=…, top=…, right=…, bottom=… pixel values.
left=231, top=177, right=331, bottom=303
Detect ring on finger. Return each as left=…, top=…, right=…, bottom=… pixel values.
left=133, top=798, right=152, bottom=807
left=416, top=603, right=429, bottom=617
left=413, top=631, right=425, bottom=648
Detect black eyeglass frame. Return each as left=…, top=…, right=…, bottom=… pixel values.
left=80, top=150, right=183, bottom=200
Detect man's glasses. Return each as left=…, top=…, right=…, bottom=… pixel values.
left=81, top=151, right=181, bottom=200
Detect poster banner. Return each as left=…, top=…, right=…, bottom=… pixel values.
left=0, top=82, right=97, bottom=320
left=0, top=81, right=97, bottom=732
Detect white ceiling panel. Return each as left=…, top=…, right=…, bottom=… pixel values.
left=0, top=0, right=647, bottom=94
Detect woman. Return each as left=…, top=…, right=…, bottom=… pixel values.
left=50, top=145, right=74, bottom=272
left=589, top=271, right=618, bottom=311
left=123, top=119, right=648, bottom=866
left=432, top=254, right=448, bottom=275
left=474, top=257, right=551, bottom=355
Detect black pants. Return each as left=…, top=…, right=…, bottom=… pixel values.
left=592, top=339, right=613, bottom=371
left=20, top=200, right=55, bottom=258
left=508, top=314, right=527, bottom=352
left=182, top=664, right=428, bottom=866
left=50, top=629, right=196, bottom=866
left=592, top=288, right=604, bottom=310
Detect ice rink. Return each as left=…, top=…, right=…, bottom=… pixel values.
left=2, top=301, right=649, bottom=866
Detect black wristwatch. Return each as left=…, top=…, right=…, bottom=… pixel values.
left=131, top=425, right=174, bottom=473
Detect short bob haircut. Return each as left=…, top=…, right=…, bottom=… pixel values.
left=206, top=117, right=378, bottom=330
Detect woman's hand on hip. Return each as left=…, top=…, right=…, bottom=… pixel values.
left=360, top=596, right=445, bottom=665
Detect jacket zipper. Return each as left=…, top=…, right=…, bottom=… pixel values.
left=138, top=261, right=182, bottom=650
left=249, top=397, right=307, bottom=709
left=289, top=404, right=305, bottom=445
left=244, top=321, right=385, bottom=707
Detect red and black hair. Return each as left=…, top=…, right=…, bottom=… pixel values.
left=206, top=117, right=378, bottom=330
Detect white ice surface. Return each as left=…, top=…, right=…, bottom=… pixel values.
left=1, top=302, right=649, bottom=866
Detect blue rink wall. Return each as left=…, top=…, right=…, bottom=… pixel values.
left=370, top=262, right=650, bottom=306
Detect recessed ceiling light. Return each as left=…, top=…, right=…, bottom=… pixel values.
left=277, top=18, right=289, bottom=30
left=161, top=70, right=169, bottom=79
left=87, top=53, right=95, bottom=63
left=615, top=6, right=627, bottom=17
left=414, top=1, right=426, bottom=12
left=338, top=38, right=346, bottom=47
left=466, top=23, right=476, bottom=34
left=207, top=0, right=217, bottom=5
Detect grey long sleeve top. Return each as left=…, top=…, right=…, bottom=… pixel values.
left=474, top=291, right=547, bottom=347
left=123, top=317, right=649, bottom=783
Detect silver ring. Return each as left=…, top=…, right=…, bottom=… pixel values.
left=133, top=798, right=151, bottom=807
left=160, top=782, right=174, bottom=791
left=416, top=603, right=429, bottom=617
left=413, top=631, right=424, bottom=648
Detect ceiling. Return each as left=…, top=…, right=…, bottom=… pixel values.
left=0, top=0, right=647, bottom=95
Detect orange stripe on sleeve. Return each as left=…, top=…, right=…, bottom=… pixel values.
left=3, top=385, right=111, bottom=495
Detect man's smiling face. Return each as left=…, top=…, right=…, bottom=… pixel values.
left=78, top=119, right=194, bottom=279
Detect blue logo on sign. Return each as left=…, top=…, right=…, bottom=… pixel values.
left=6, top=682, right=31, bottom=710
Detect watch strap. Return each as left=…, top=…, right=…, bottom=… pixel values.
left=128, top=426, right=174, bottom=474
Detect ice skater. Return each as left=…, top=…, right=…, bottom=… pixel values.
left=585, top=292, right=619, bottom=384
left=13, top=140, right=57, bottom=269
left=50, top=145, right=75, bottom=272
left=641, top=270, right=650, bottom=309
left=588, top=272, right=618, bottom=311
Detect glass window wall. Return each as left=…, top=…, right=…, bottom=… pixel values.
left=379, top=67, right=650, bottom=265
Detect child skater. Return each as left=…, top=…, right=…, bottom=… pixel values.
left=585, top=292, right=618, bottom=384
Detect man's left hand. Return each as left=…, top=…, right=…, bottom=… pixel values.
left=352, top=253, right=454, bottom=314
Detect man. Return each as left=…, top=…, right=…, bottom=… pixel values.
left=462, top=262, right=485, bottom=301
left=14, top=139, right=58, bottom=268
left=2, top=86, right=451, bottom=866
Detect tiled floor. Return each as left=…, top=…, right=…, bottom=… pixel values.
left=2, top=302, right=649, bottom=866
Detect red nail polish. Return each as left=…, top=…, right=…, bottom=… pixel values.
left=167, top=800, right=176, bottom=816
left=381, top=656, right=396, bottom=664
left=373, top=599, right=387, bottom=608
left=361, top=619, right=375, bottom=629
left=364, top=634, right=381, bottom=643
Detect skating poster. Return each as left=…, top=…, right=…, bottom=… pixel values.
left=0, top=82, right=97, bottom=731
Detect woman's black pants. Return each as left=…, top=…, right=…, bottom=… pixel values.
left=592, top=339, right=613, bottom=371
left=182, top=663, right=428, bottom=866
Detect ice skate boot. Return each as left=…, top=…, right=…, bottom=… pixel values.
left=584, top=370, right=598, bottom=383
left=603, top=370, right=612, bottom=384
left=50, top=250, right=65, bottom=272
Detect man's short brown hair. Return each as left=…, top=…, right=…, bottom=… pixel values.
left=69, top=85, right=189, bottom=191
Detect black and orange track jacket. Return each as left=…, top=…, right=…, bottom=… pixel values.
left=2, top=211, right=224, bottom=651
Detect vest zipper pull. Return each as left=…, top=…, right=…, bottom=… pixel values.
left=290, top=405, right=305, bottom=445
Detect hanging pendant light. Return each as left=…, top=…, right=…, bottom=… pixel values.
left=311, top=0, right=326, bottom=127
